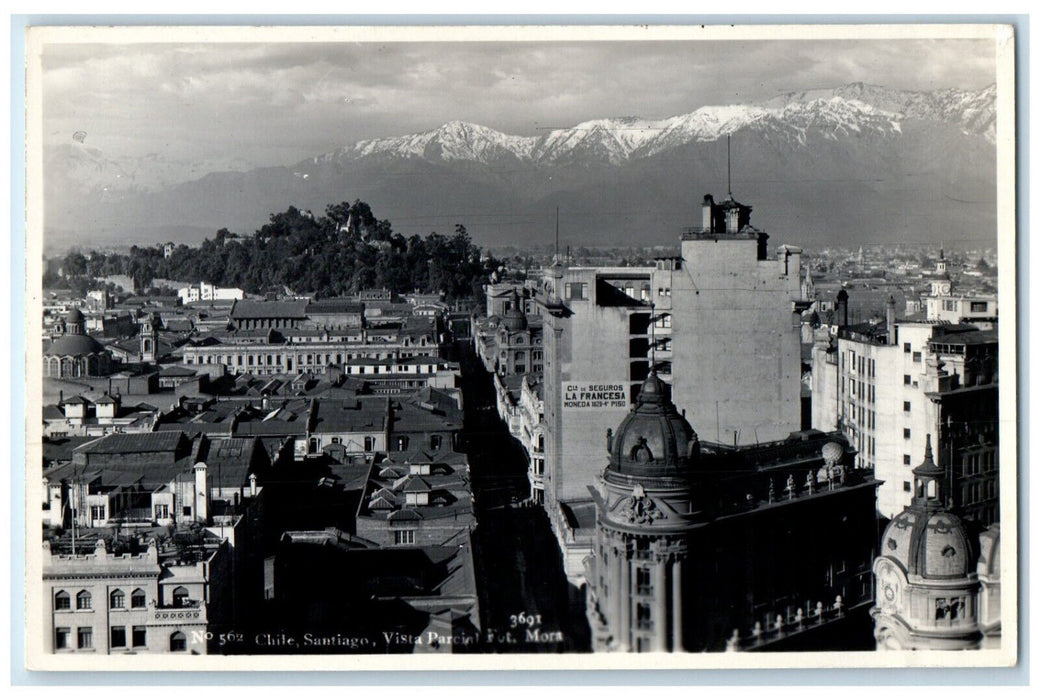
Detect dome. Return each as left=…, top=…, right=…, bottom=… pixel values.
left=607, top=373, right=700, bottom=478
left=65, top=308, right=85, bottom=326
left=44, top=333, right=106, bottom=357
left=881, top=509, right=976, bottom=581
left=880, top=435, right=976, bottom=580
left=502, top=307, right=527, bottom=332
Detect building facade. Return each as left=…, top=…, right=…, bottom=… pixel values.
left=585, top=373, right=879, bottom=652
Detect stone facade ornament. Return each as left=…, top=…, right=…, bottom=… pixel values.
left=621, top=483, right=663, bottom=525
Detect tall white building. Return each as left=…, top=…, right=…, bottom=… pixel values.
left=811, top=295, right=999, bottom=521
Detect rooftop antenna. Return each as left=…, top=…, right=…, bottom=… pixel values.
left=727, top=135, right=732, bottom=197
left=555, top=206, right=560, bottom=263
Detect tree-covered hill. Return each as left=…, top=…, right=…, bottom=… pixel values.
left=45, top=201, right=498, bottom=303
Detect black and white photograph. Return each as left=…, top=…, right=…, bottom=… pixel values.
left=22, top=23, right=1017, bottom=671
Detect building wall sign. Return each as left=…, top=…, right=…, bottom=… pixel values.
left=563, top=383, right=628, bottom=410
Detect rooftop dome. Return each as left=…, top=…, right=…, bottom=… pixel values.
left=44, top=333, right=106, bottom=357
left=65, top=308, right=85, bottom=326
left=607, top=373, right=700, bottom=479
left=880, top=435, right=976, bottom=581
left=501, top=290, right=527, bottom=332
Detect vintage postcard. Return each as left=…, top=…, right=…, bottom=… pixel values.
left=23, top=23, right=1017, bottom=672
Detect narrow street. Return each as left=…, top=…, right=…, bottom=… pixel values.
left=456, top=344, right=589, bottom=652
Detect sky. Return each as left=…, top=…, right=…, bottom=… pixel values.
left=39, top=32, right=997, bottom=171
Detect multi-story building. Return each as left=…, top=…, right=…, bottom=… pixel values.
left=539, top=191, right=807, bottom=584
left=42, top=535, right=231, bottom=655
left=475, top=288, right=544, bottom=377
left=811, top=293, right=999, bottom=522
left=42, top=393, right=160, bottom=438
left=921, top=250, right=998, bottom=327
left=584, top=373, right=878, bottom=652
left=177, top=282, right=244, bottom=304
left=518, top=375, right=546, bottom=504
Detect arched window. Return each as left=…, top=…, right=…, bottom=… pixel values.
left=172, top=586, right=189, bottom=607
left=130, top=589, right=147, bottom=609
left=169, top=631, right=187, bottom=652
left=76, top=590, right=92, bottom=610
left=110, top=589, right=125, bottom=609
left=54, top=590, right=70, bottom=610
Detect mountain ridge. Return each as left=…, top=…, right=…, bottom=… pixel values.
left=42, top=82, right=997, bottom=253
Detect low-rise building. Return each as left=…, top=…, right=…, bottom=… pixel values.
left=42, top=533, right=231, bottom=655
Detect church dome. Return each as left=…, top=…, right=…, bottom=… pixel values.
left=880, top=436, right=976, bottom=581
left=881, top=509, right=976, bottom=581
left=607, top=373, right=700, bottom=479
left=45, top=333, right=106, bottom=357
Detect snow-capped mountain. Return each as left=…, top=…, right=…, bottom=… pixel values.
left=312, top=84, right=993, bottom=169
left=43, top=83, right=997, bottom=253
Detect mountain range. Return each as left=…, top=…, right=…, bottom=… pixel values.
left=43, top=83, right=997, bottom=254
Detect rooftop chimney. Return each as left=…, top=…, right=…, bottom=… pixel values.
left=886, top=295, right=897, bottom=345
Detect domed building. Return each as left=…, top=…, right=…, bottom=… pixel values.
left=43, top=308, right=112, bottom=378
left=585, top=372, right=706, bottom=652
left=586, top=372, right=881, bottom=653
left=871, top=435, right=983, bottom=650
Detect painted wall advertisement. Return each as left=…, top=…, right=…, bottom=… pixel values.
left=562, top=383, right=629, bottom=410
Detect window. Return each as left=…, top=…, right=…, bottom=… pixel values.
left=76, top=590, right=92, bottom=610
left=169, top=631, right=187, bottom=652
left=110, top=626, right=126, bottom=648
left=904, top=375, right=912, bottom=385
left=903, top=342, right=911, bottom=353
left=903, top=481, right=912, bottom=492
left=54, top=591, right=70, bottom=610
left=131, top=589, right=146, bottom=609
left=913, top=351, right=922, bottom=362
left=132, top=626, right=146, bottom=648
left=182, top=506, right=192, bottom=517
left=430, top=435, right=443, bottom=451
left=636, top=603, right=652, bottom=630
left=90, top=505, right=105, bottom=522
left=55, top=627, right=70, bottom=650
left=636, top=567, right=652, bottom=595
left=172, top=587, right=190, bottom=607
left=155, top=504, right=169, bottom=520
left=904, top=428, right=911, bottom=440
left=903, top=455, right=912, bottom=465
left=971, top=301, right=988, bottom=313
left=396, top=436, right=409, bottom=451
left=564, top=282, right=589, bottom=300
left=903, top=401, right=911, bottom=412
left=77, top=627, right=93, bottom=649
left=110, top=590, right=125, bottom=609
left=364, top=436, right=374, bottom=452
left=394, top=530, right=415, bottom=546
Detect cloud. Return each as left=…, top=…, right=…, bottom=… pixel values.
left=39, top=36, right=997, bottom=169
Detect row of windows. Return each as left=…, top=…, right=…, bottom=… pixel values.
left=55, top=627, right=187, bottom=651
left=845, top=351, right=876, bottom=378
left=55, top=587, right=188, bottom=611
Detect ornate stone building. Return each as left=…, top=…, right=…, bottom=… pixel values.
left=586, top=372, right=702, bottom=651
left=871, top=435, right=1001, bottom=651
left=43, top=308, right=113, bottom=378
left=586, top=372, right=879, bottom=652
